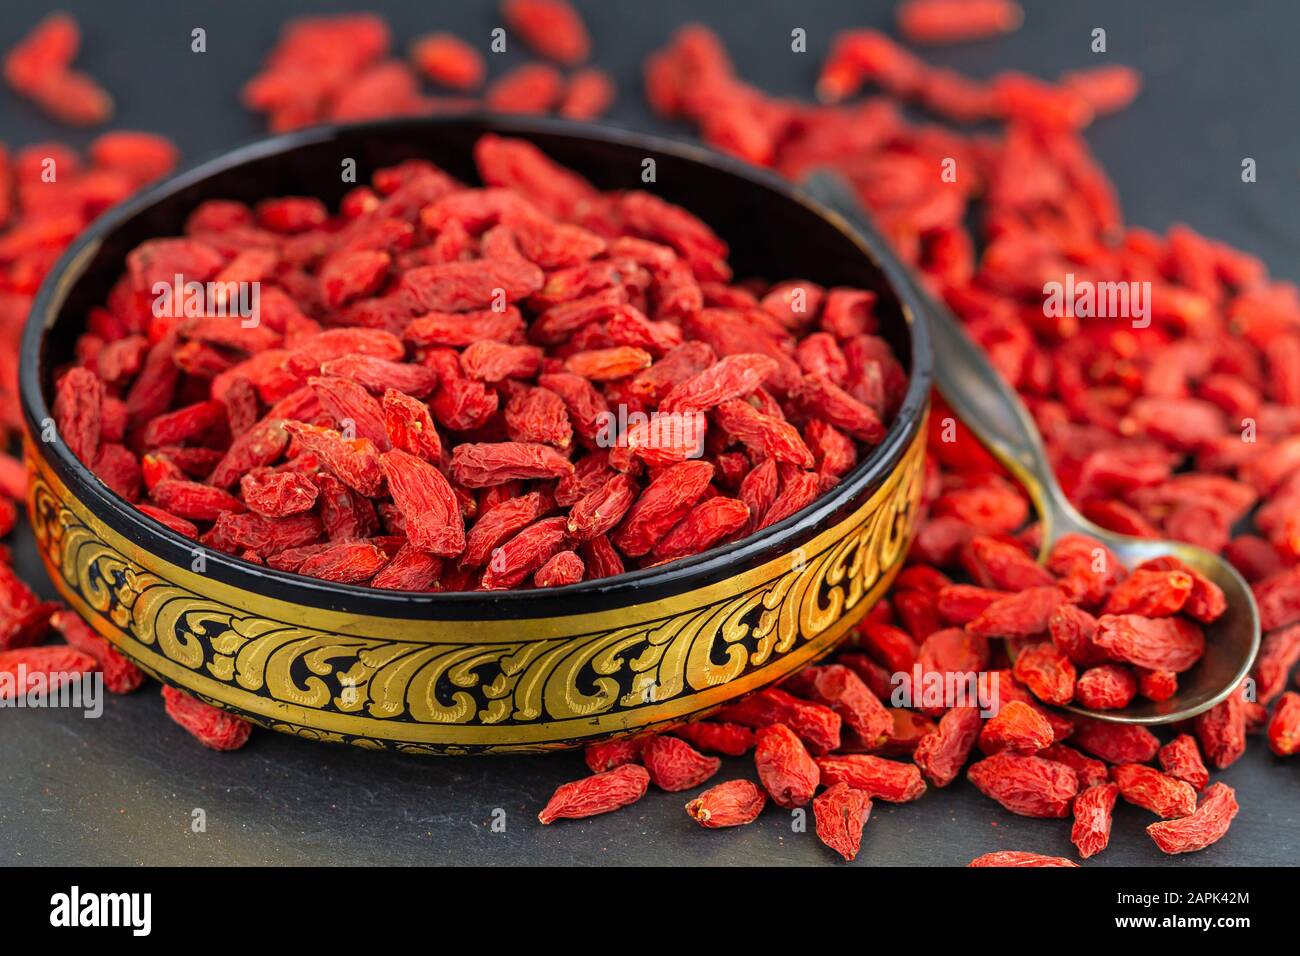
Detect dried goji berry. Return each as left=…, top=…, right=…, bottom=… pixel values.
left=813, top=782, right=873, bottom=862
left=1157, top=733, right=1210, bottom=791
left=685, top=779, right=766, bottom=828
left=537, top=764, right=650, bottom=824
left=1071, top=782, right=1119, bottom=860
left=1146, top=783, right=1238, bottom=854
left=671, top=721, right=755, bottom=757
left=913, top=705, right=982, bottom=787
left=1113, top=763, right=1197, bottom=819
left=977, top=700, right=1053, bottom=754
left=718, top=687, right=842, bottom=755
left=1072, top=717, right=1160, bottom=764
left=641, top=734, right=722, bottom=792
left=51, top=609, right=144, bottom=694
left=753, top=722, right=819, bottom=808
left=967, top=752, right=1078, bottom=818
left=1266, top=692, right=1300, bottom=757
left=161, top=685, right=252, bottom=750
left=968, top=851, right=1078, bottom=868
left=814, top=754, right=926, bottom=802
left=1075, top=664, right=1138, bottom=710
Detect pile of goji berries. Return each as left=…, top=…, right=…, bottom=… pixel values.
left=2, top=3, right=1300, bottom=864
left=52, top=130, right=900, bottom=591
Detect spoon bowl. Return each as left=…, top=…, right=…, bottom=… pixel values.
left=802, top=171, right=1261, bottom=725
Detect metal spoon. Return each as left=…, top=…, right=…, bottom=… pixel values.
left=801, top=171, right=1260, bottom=725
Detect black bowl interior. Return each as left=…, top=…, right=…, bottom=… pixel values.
left=23, top=114, right=932, bottom=619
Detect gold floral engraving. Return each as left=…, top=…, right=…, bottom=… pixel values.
left=26, top=424, right=925, bottom=753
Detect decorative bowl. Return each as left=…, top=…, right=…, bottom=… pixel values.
left=21, top=115, right=932, bottom=754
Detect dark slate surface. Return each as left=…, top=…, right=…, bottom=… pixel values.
left=1, top=0, right=1297, bottom=866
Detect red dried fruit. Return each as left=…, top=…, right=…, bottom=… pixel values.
left=450, top=441, right=573, bottom=487
left=480, top=516, right=569, bottom=590
left=1158, top=734, right=1210, bottom=790
left=1146, top=783, right=1238, bottom=854
left=0, top=645, right=98, bottom=700
left=1137, top=667, right=1179, bottom=702
left=150, top=479, right=244, bottom=522
left=856, top=620, right=920, bottom=673
left=1253, top=624, right=1300, bottom=705
left=584, top=736, right=643, bottom=773
left=977, top=700, right=1054, bottom=754
left=814, top=754, right=926, bottom=802
left=1041, top=743, right=1110, bottom=790
left=1113, top=763, right=1197, bottom=818
left=718, top=687, right=842, bottom=755
left=1072, top=717, right=1160, bottom=764
left=370, top=543, right=441, bottom=591
left=486, top=63, right=565, bottom=114
left=1071, top=782, right=1119, bottom=859
left=240, top=471, right=319, bottom=518
left=559, top=67, right=615, bottom=120
left=897, top=0, right=1023, bottom=46
left=641, top=734, right=722, bottom=792
left=51, top=609, right=145, bottom=694
left=503, top=0, right=590, bottom=65
left=813, top=783, right=873, bottom=862
left=378, top=450, right=465, bottom=557
left=671, top=721, right=756, bottom=757
left=967, top=586, right=1065, bottom=638
left=537, top=764, right=650, bottom=824
left=1266, top=692, right=1300, bottom=756
left=1092, top=613, right=1201, bottom=671
left=968, top=851, right=1078, bottom=868
left=612, top=460, right=713, bottom=558
left=652, top=496, right=750, bottom=563
left=962, top=536, right=1055, bottom=591
left=1075, top=664, right=1138, bottom=710
left=1103, top=569, right=1194, bottom=617
left=1012, top=641, right=1077, bottom=705
left=410, top=33, right=484, bottom=90
left=161, top=685, right=252, bottom=751
left=53, top=366, right=103, bottom=464
left=913, top=705, right=982, bottom=787
left=534, top=549, right=584, bottom=587
left=685, top=779, right=767, bottom=828
left=753, top=722, right=820, bottom=808
left=296, top=540, right=389, bottom=583
left=966, top=752, right=1078, bottom=818
left=788, top=664, right=892, bottom=748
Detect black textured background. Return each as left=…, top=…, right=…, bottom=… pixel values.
left=1, top=0, right=1297, bottom=866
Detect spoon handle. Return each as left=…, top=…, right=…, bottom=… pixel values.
left=801, top=171, right=1087, bottom=539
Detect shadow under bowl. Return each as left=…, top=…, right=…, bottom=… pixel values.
left=20, top=115, right=932, bottom=754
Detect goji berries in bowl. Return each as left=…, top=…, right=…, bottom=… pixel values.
left=20, top=116, right=931, bottom=753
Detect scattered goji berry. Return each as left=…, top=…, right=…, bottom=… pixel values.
left=1071, top=782, right=1119, bottom=859
left=967, top=752, right=1078, bottom=818
left=685, top=779, right=767, bottom=828
left=537, top=764, right=650, bottom=824
left=813, top=782, right=873, bottom=862
left=641, top=734, right=722, bottom=792
left=968, top=851, right=1079, bottom=867
left=753, top=723, right=819, bottom=808
left=1146, top=783, right=1238, bottom=854
left=161, top=685, right=252, bottom=750
left=1113, top=763, right=1197, bottom=818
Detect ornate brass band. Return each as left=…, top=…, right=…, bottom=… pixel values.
left=25, top=423, right=926, bottom=754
